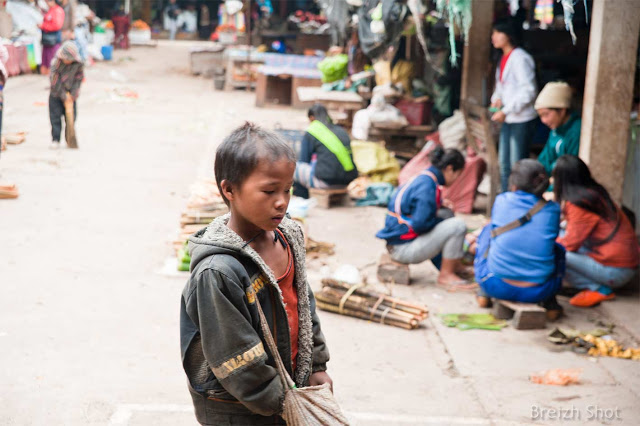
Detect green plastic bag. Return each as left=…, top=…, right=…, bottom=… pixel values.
left=317, top=54, right=349, bottom=83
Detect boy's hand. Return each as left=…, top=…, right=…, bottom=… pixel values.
left=309, top=371, right=333, bottom=392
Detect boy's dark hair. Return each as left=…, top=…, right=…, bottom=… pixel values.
left=429, top=145, right=465, bottom=172
left=214, top=122, right=296, bottom=206
left=509, top=159, right=549, bottom=198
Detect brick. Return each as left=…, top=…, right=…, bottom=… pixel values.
left=493, top=299, right=546, bottom=330
left=377, top=253, right=410, bottom=285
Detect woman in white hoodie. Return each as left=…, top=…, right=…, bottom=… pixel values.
left=490, top=21, right=538, bottom=192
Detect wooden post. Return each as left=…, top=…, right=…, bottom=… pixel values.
left=460, top=0, right=495, bottom=105
left=579, top=0, right=640, bottom=203
left=141, top=0, right=152, bottom=24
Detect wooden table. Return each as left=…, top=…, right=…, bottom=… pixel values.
left=367, top=123, right=435, bottom=159
left=295, top=87, right=365, bottom=125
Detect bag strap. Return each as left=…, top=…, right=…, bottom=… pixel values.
left=306, top=120, right=355, bottom=172
left=392, top=170, right=438, bottom=218
left=251, top=289, right=297, bottom=391
left=490, top=199, right=547, bottom=239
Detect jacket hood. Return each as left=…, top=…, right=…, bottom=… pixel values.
left=188, top=213, right=301, bottom=270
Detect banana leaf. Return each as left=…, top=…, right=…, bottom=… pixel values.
left=440, top=313, right=507, bottom=331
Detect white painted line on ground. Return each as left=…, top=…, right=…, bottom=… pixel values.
left=108, top=403, right=491, bottom=426
left=348, top=411, right=491, bottom=425
left=109, top=404, right=194, bottom=425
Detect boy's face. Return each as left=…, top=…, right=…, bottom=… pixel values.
left=225, top=156, right=295, bottom=232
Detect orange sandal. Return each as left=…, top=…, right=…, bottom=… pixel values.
left=569, top=290, right=615, bottom=307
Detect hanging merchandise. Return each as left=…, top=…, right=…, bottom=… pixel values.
left=534, top=0, right=554, bottom=26
left=508, top=0, right=519, bottom=16
left=370, top=3, right=385, bottom=34
left=225, top=0, right=244, bottom=15
left=358, top=0, right=408, bottom=59
left=325, top=0, right=350, bottom=46
left=435, top=0, right=472, bottom=66
left=557, top=0, right=588, bottom=45
left=407, top=0, right=430, bottom=60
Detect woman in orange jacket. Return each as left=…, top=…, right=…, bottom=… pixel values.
left=553, top=156, right=639, bottom=307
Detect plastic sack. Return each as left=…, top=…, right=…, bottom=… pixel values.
left=355, top=182, right=394, bottom=207
left=373, top=60, right=391, bottom=86
left=357, top=0, right=407, bottom=58
left=351, top=140, right=400, bottom=185
left=317, top=54, right=348, bottom=83
left=438, top=110, right=467, bottom=151
left=391, top=60, right=414, bottom=93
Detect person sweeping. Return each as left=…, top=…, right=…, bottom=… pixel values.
left=49, top=41, right=84, bottom=149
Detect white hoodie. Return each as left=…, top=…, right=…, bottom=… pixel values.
left=491, top=47, right=538, bottom=124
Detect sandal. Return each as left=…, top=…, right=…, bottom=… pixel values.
left=437, top=280, right=479, bottom=293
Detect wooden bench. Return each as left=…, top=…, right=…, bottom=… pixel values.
left=377, top=253, right=411, bottom=285
left=492, top=299, right=547, bottom=330
left=309, top=187, right=349, bottom=209
left=461, top=101, right=499, bottom=216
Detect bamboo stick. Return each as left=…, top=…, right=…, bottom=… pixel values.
left=316, top=300, right=415, bottom=330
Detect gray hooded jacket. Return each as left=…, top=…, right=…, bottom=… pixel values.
left=180, top=214, right=330, bottom=425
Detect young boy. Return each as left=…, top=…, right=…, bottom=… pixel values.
left=49, top=41, right=84, bottom=149
left=180, top=123, right=332, bottom=425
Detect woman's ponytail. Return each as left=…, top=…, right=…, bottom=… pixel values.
left=429, top=146, right=465, bottom=171
left=509, top=159, right=549, bottom=198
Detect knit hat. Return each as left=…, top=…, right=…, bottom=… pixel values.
left=56, top=41, right=82, bottom=63
left=535, top=82, right=572, bottom=110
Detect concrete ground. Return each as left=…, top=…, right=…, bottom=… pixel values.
left=0, top=42, right=638, bottom=426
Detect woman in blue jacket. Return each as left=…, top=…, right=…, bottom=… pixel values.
left=376, top=146, right=469, bottom=286
left=474, top=159, right=564, bottom=318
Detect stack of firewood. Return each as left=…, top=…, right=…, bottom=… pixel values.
left=174, top=179, right=228, bottom=255
left=0, top=183, right=19, bottom=199
left=315, top=279, right=428, bottom=330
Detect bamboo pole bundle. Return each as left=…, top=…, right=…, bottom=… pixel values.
left=316, top=301, right=415, bottom=330
left=321, top=279, right=428, bottom=319
left=316, top=280, right=428, bottom=330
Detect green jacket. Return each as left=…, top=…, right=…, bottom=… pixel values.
left=180, top=214, right=329, bottom=424
left=538, top=113, right=581, bottom=175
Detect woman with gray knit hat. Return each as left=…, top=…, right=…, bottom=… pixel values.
left=535, top=82, right=582, bottom=175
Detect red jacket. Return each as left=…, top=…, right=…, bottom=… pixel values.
left=557, top=202, right=639, bottom=268
left=41, top=5, right=65, bottom=33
